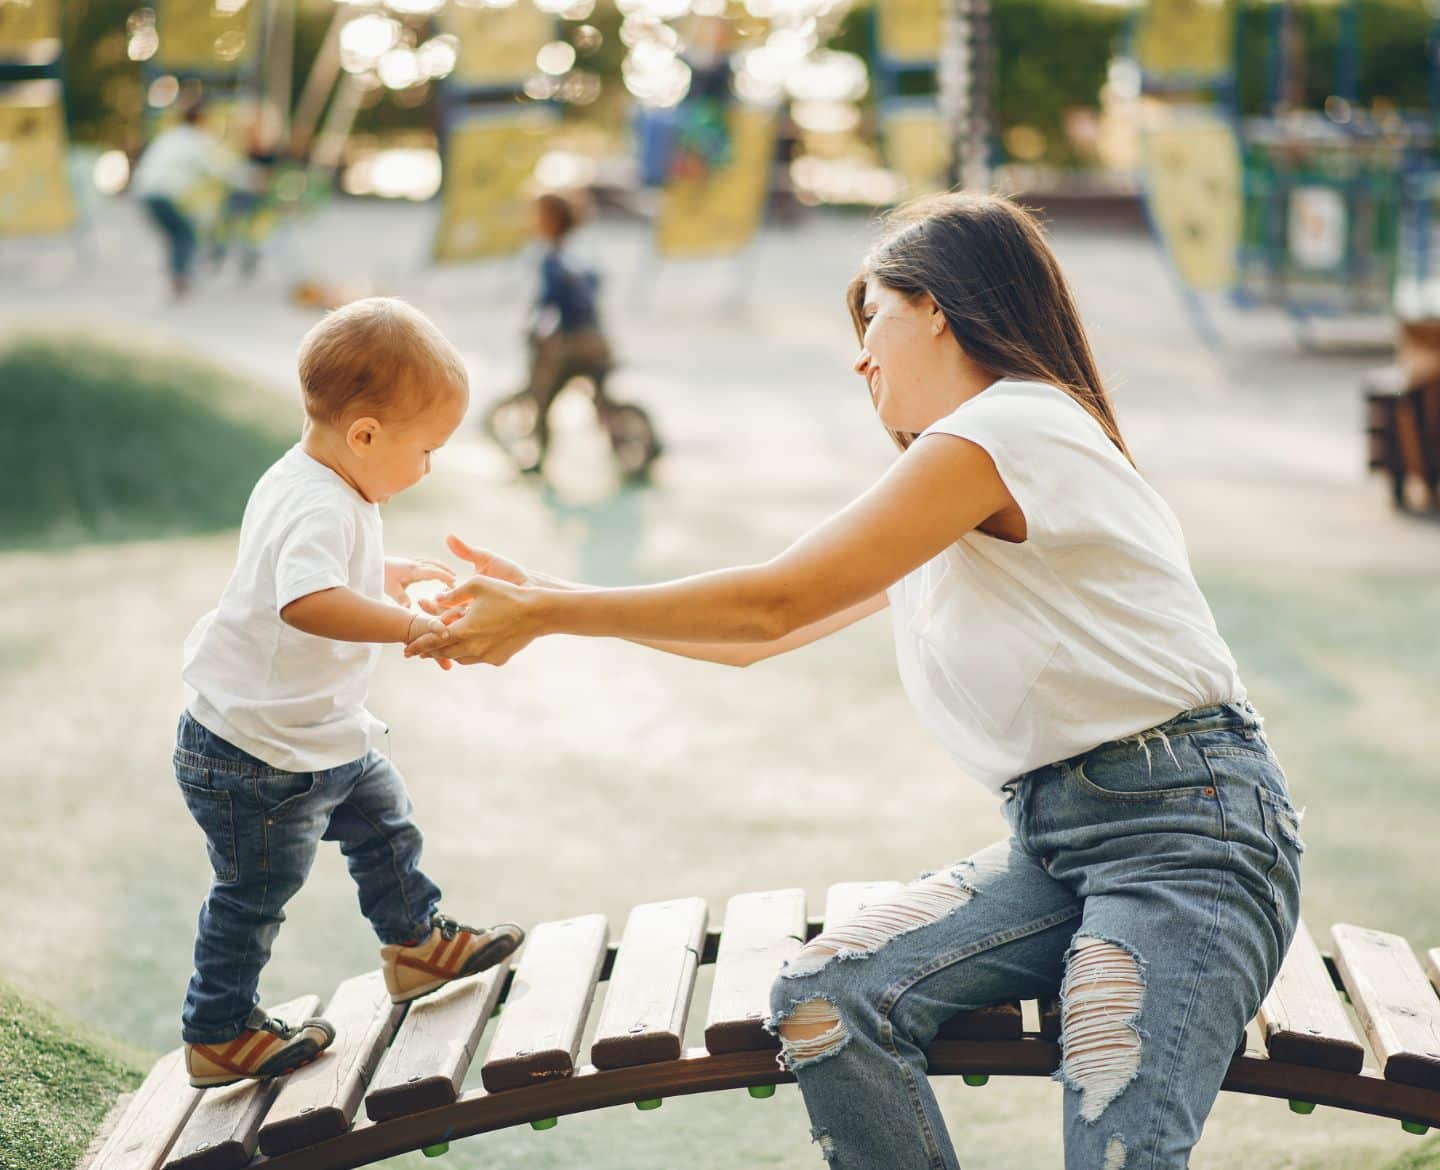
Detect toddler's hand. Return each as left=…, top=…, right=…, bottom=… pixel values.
left=405, top=612, right=454, bottom=671
left=386, top=556, right=456, bottom=606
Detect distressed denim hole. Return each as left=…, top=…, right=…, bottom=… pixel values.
left=1054, top=936, right=1146, bottom=1123
left=778, top=998, right=849, bottom=1068
left=784, top=869, right=976, bottom=978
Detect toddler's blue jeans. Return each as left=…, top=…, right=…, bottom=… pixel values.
left=768, top=702, right=1304, bottom=1170
left=174, top=711, right=442, bottom=1044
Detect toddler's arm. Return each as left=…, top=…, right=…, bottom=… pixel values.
left=282, top=587, right=442, bottom=645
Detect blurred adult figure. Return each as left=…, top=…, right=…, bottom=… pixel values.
left=131, top=101, right=239, bottom=298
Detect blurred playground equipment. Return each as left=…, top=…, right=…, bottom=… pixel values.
left=1365, top=318, right=1440, bottom=512
left=5, top=0, right=1436, bottom=343
left=1133, top=0, right=1440, bottom=346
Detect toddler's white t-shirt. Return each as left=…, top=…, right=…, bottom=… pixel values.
left=183, top=445, right=388, bottom=772
left=887, top=379, right=1246, bottom=794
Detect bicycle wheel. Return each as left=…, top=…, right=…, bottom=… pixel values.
left=483, top=392, right=543, bottom=469
left=604, top=402, right=662, bottom=479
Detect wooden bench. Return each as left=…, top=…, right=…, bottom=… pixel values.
left=84, top=883, right=1440, bottom=1170
left=1365, top=319, right=1440, bottom=511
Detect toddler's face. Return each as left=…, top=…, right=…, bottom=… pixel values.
left=359, top=383, right=468, bottom=503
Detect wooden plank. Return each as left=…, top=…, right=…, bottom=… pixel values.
left=481, top=914, right=609, bottom=1092
left=257, top=971, right=403, bottom=1156
left=1332, top=923, right=1440, bottom=1089
left=592, top=898, right=708, bottom=1069
left=1038, top=996, right=1062, bottom=1041
left=938, top=1002, right=1023, bottom=1041
left=164, top=995, right=323, bottom=1170
left=820, top=881, right=903, bottom=932
left=1426, top=948, right=1440, bottom=1000
left=89, top=1048, right=200, bottom=1170
left=1256, top=920, right=1365, bottom=1073
left=705, top=888, right=806, bottom=1054
left=365, top=959, right=511, bottom=1122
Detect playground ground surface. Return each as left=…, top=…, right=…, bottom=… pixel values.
left=2, top=196, right=1439, bottom=1168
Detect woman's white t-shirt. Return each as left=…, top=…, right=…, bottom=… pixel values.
left=886, top=379, right=1245, bottom=794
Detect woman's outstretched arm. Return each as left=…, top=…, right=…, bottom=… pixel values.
left=438, top=536, right=888, bottom=667
left=410, top=434, right=1012, bottom=666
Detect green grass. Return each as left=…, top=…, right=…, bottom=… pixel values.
left=0, top=980, right=147, bottom=1170
left=0, top=331, right=297, bottom=550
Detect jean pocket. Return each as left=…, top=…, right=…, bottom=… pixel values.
left=177, top=774, right=239, bottom=884
left=255, top=772, right=320, bottom=821
left=1071, top=750, right=1215, bottom=802
left=1256, top=786, right=1305, bottom=915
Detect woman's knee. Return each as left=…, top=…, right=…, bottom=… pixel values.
left=768, top=964, right=868, bottom=1070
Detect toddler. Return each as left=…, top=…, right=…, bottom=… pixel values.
left=176, top=297, right=523, bottom=1087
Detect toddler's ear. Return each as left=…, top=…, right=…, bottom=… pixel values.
left=347, top=416, right=381, bottom=451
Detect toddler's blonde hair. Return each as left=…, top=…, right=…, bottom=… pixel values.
left=298, top=297, right=468, bottom=427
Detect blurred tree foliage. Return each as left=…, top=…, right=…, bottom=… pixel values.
left=0, top=333, right=295, bottom=549
left=1234, top=0, right=1433, bottom=116
left=57, top=0, right=1437, bottom=162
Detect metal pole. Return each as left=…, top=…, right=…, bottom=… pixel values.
left=939, top=0, right=991, bottom=190
left=262, top=0, right=296, bottom=149
left=291, top=3, right=354, bottom=159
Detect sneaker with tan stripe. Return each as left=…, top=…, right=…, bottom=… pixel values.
left=380, top=913, right=525, bottom=1004
left=185, top=1007, right=336, bottom=1088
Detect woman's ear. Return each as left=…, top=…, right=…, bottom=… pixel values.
left=929, top=300, right=948, bottom=338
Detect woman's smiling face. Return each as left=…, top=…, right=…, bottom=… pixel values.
left=853, top=277, right=967, bottom=435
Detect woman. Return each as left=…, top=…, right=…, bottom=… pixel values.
left=407, top=193, right=1305, bottom=1169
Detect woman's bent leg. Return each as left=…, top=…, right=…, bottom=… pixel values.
left=1032, top=722, right=1303, bottom=1169
left=769, top=837, right=1082, bottom=1170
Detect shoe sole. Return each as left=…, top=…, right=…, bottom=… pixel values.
left=389, top=932, right=522, bottom=1004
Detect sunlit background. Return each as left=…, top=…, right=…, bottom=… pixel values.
left=5, top=2, right=1440, bottom=1169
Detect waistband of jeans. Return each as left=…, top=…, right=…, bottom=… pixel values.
left=1137, top=699, right=1261, bottom=741
left=1012, top=700, right=1261, bottom=790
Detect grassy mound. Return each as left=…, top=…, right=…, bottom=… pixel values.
left=0, top=331, right=297, bottom=550
left=0, top=980, right=148, bottom=1170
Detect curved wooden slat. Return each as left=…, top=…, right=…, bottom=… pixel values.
left=165, top=995, right=322, bottom=1170
left=705, top=889, right=806, bottom=1054
left=258, top=973, right=403, bottom=1156
left=480, top=914, right=609, bottom=1092
left=1258, top=920, right=1365, bottom=1073
left=365, top=961, right=510, bottom=1122
left=591, top=897, right=708, bottom=1069
left=1332, top=923, right=1440, bottom=1089
left=88, top=1048, right=199, bottom=1170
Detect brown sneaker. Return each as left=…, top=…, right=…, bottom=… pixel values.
left=185, top=1007, right=335, bottom=1088
left=380, top=914, right=525, bottom=1004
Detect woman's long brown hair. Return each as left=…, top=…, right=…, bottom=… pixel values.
left=848, top=192, right=1133, bottom=463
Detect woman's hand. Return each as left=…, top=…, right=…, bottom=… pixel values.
left=445, top=534, right=530, bottom=587
left=404, top=575, right=539, bottom=666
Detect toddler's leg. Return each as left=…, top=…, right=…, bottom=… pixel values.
left=322, top=752, right=442, bottom=945
left=326, top=753, right=523, bottom=1003
left=177, top=747, right=334, bottom=1044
